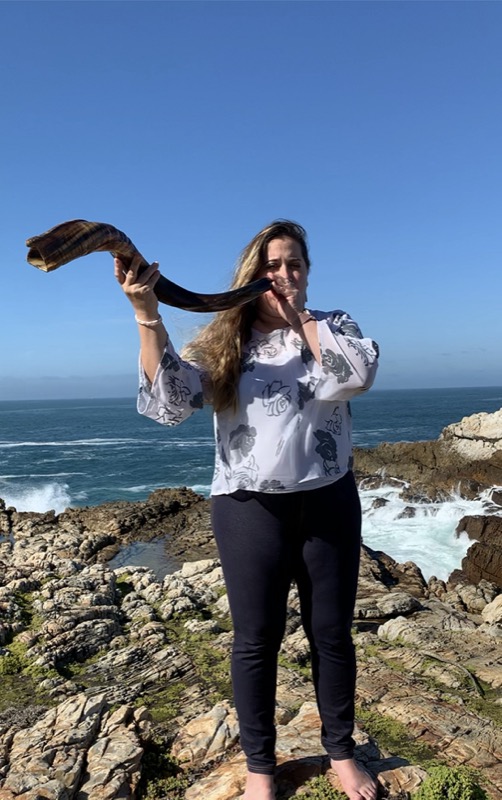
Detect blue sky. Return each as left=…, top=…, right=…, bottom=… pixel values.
left=1, top=0, right=501, bottom=400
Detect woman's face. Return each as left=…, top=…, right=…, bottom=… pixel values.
left=255, top=236, right=309, bottom=324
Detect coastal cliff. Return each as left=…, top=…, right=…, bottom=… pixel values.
left=354, top=408, right=502, bottom=502
left=0, top=408, right=501, bottom=799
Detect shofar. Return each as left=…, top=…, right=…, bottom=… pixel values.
left=26, top=219, right=271, bottom=313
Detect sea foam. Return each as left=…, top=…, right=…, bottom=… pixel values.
left=360, top=486, right=492, bottom=582
left=1, top=481, right=72, bottom=515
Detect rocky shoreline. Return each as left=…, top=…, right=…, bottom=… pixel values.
left=0, top=409, right=501, bottom=799
left=354, top=409, right=502, bottom=502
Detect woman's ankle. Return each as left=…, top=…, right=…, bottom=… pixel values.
left=242, top=770, right=276, bottom=800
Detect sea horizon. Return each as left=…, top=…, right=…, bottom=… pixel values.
left=2, top=382, right=502, bottom=404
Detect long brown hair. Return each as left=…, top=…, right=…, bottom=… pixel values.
left=181, top=220, right=310, bottom=413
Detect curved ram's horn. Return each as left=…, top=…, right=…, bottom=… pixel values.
left=26, top=219, right=271, bottom=313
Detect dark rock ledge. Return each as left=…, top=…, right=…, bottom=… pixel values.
left=353, top=409, right=502, bottom=503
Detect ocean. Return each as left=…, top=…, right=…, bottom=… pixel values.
left=1, top=386, right=501, bottom=582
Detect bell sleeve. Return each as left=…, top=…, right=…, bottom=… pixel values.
left=137, top=335, right=209, bottom=427
left=312, top=309, right=379, bottom=401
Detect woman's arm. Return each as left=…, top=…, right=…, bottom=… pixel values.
left=115, top=254, right=207, bottom=426
left=315, top=310, right=379, bottom=399
left=115, top=254, right=166, bottom=383
left=290, top=311, right=321, bottom=363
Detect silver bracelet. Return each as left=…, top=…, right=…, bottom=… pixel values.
left=135, top=314, right=163, bottom=328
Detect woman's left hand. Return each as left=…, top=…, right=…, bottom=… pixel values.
left=270, top=275, right=320, bottom=363
left=270, top=275, right=304, bottom=325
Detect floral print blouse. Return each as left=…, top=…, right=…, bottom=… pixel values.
left=138, top=309, right=379, bottom=495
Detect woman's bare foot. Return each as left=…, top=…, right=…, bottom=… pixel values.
left=330, top=758, right=377, bottom=800
left=242, top=770, right=276, bottom=800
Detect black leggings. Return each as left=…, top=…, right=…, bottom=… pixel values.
left=211, top=471, right=361, bottom=775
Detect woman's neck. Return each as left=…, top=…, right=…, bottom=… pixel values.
left=252, top=311, right=290, bottom=334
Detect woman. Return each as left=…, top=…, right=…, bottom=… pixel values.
left=115, top=221, right=379, bottom=800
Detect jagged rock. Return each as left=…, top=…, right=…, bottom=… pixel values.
left=0, top=694, right=106, bottom=797
left=0, top=696, right=148, bottom=800
left=171, top=701, right=239, bottom=766
left=378, top=616, right=417, bottom=643
left=213, top=594, right=230, bottom=616
left=457, top=515, right=496, bottom=540
left=371, top=497, right=389, bottom=509
left=491, top=489, right=502, bottom=506
left=376, top=599, right=481, bottom=648
left=478, top=623, right=502, bottom=639
left=359, top=546, right=428, bottom=599
left=354, top=409, right=502, bottom=499
left=353, top=408, right=502, bottom=594
left=427, top=576, right=447, bottom=599
left=158, top=558, right=222, bottom=620
left=397, top=506, right=416, bottom=519
left=355, top=590, right=422, bottom=621
left=440, top=579, right=499, bottom=614
left=456, top=515, right=502, bottom=588
left=376, top=764, right=429, bottom=797
left=280, top=628, right=311, bottom=665
left=482, top=594, right=502, bottom=625
left=75, top=706, right=146, bottom=799
left=441, top=410, right=502, bottom=461
left=375, top=591, right=422, bottom=617
left=24, top=565, right=121, bottom=669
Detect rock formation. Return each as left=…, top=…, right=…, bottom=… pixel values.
left=354, top=408, right=502, bottom=501
left=451, top=515, right=502, bottom=588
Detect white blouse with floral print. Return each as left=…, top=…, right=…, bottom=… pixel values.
left=138, top=309, right=379, bottom=495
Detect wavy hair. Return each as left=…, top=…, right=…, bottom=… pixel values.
left=181, top=220, right=310, bottom=413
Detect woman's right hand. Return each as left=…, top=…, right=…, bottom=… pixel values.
left=115, top=254, right=167, bottom=383
left=114, top=253, right=161, bottom=320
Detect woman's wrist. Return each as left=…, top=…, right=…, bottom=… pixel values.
left=132, top=302, right=160, bottom=322
left=135, top=314, right=163, bottom=328
left=292, top=309, right=315, bottom=330
left=299, top=309, right=315, bottom=323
